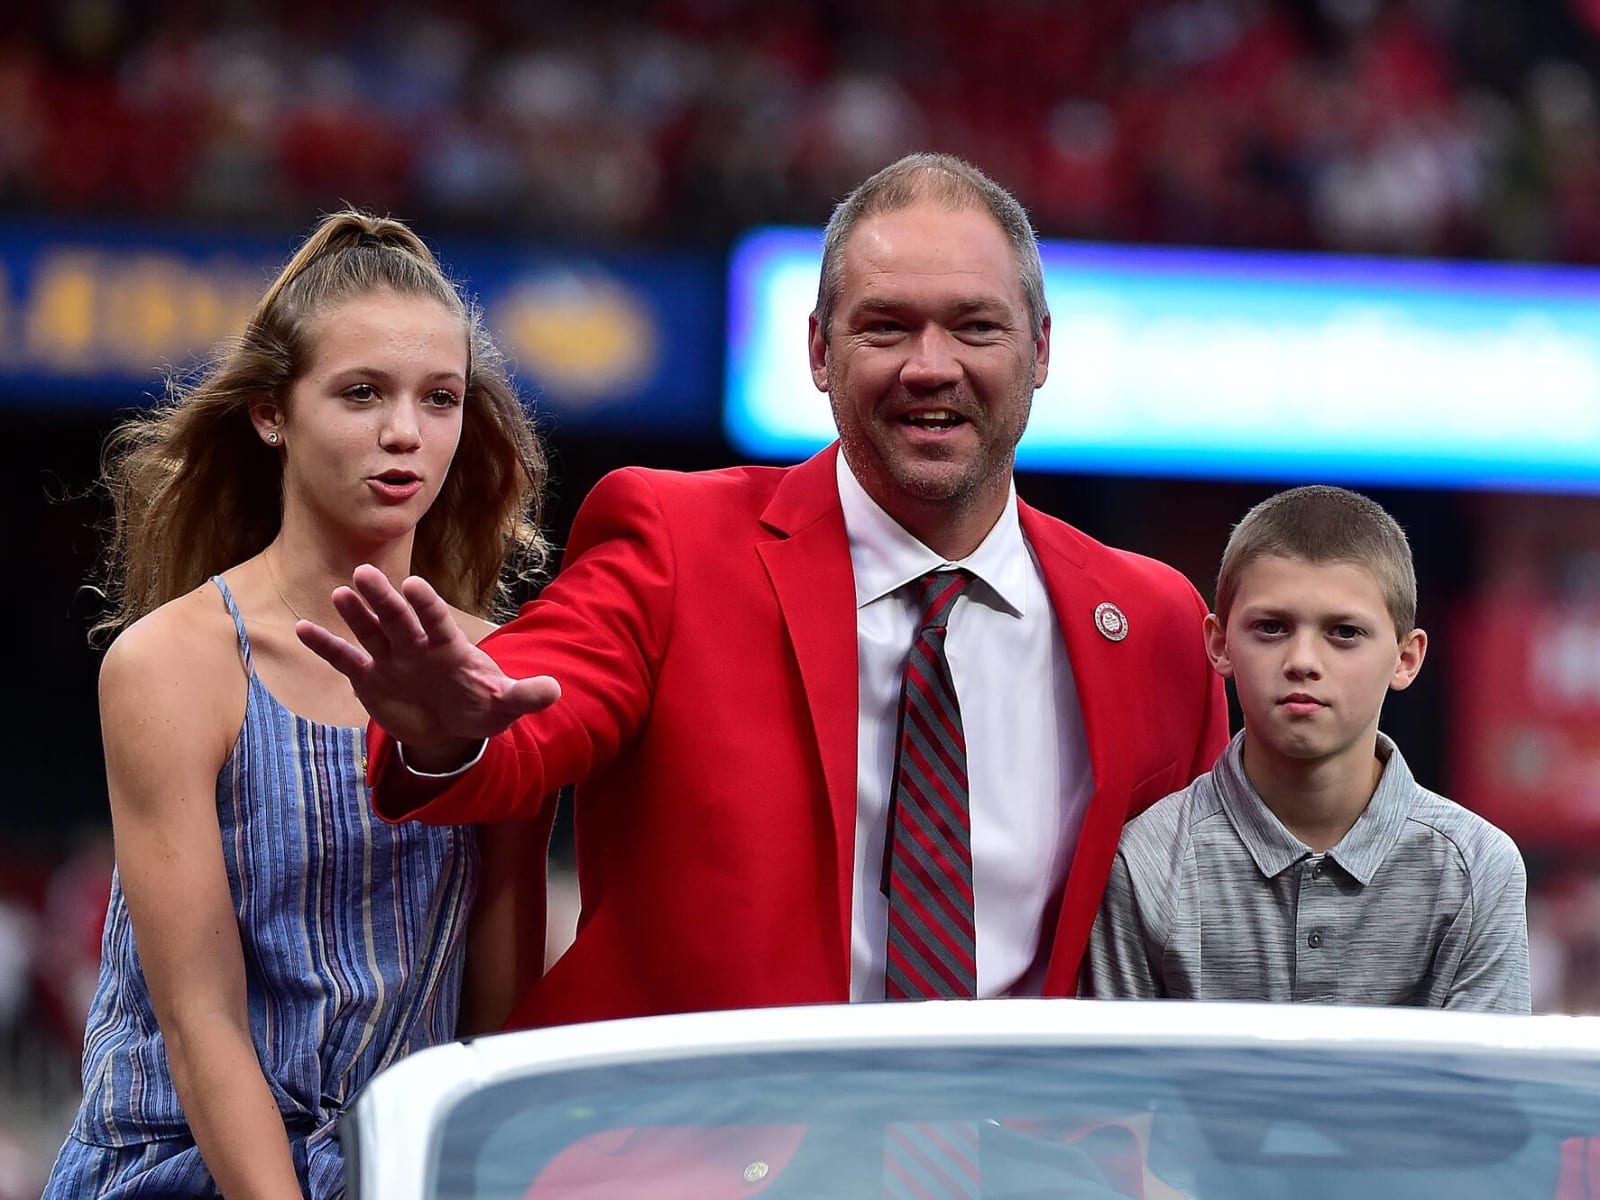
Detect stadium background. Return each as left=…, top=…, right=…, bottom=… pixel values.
left=6, top=0, right=1600, bottom=1190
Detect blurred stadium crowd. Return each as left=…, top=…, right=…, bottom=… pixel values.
left=5, top=0, right=1600, bottom=1193
left=3, top=0, right=1599, bottom=258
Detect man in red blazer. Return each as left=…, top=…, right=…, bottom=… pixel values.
left=301, top=152, right=1228, bottom=1033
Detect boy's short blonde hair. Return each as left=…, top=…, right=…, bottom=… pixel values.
left=1214, top=485, right=1417, bottom=638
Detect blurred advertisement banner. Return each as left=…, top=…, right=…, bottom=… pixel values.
left=0, top=223, right=722, bottom=436
left=727, top=228, right=1600, bottom=490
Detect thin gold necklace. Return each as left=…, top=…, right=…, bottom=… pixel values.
left=263, top=548, right=306, bottom=623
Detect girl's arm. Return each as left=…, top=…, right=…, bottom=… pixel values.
left=99, top=610, right=304, bottom=1200
left=458, top=811, right=556, bottom=1035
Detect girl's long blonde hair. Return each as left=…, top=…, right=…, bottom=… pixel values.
left=92, top=210, right=550, bottom=641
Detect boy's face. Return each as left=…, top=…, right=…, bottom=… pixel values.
left=1205, top=555, right=1427, bottom=772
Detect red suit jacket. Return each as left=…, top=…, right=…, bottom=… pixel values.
left=370, top=445, right=1228, bottom=1030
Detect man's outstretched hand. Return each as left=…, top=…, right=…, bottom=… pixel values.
left=296, top=565, right=560, bottom=772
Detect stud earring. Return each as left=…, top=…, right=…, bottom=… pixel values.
left=266, top=431, right=281, bottom=445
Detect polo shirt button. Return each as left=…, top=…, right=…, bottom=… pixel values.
left=1312, top=863, right=1323, bottom=878
left=1307, top=929, right=1324, bottom=948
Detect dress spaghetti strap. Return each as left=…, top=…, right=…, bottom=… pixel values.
left=210, top=576, right=253, bottom=673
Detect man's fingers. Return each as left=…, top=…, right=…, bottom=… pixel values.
left=330, top=586, right=390, bottom=653
left=295, top=620, right=373, bottom=678
left=349, top=563, right=427, bottom=646
left=503, top=675, right=561, bottom=716
left=401, top=575, right=462, bottom=647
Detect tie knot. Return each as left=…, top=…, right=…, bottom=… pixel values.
left=914, top=569, right=970, bottom=632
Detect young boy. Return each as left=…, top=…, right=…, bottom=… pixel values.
left=1082, top=485, right=1530, bottom=1011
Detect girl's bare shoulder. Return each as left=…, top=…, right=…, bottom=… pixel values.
left=100, top=582, right=245, bottom=718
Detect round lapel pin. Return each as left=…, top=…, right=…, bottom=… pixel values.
left=1094, top=601, right=1128, bottom=642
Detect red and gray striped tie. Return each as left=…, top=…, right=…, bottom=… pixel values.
left=886, top=569, right=976, bottom=1001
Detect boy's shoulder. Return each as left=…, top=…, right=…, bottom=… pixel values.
left=1400, top=782, right=1525, bottom=875
left=1363, top=734, right=1526, bottom=888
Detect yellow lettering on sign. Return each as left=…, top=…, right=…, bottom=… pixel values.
left=207, top=266, right=266, bottom=348
left=185, top=266, right=260, bottom=352
left=23, top=248, right=264, bottom=379
left=26, top=251, right=100, bottom=368
left=104, top=255, right=187, bottom=363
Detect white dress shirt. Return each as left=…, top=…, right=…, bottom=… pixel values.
left=838, top=454, right=1094, bottom=1000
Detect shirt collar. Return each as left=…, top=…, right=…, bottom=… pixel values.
left=836, top=451, right=1027, bottom=616
left=1213, top=730, right=1415, bottom=886
left=1323, top=733, right=1415, bottom=885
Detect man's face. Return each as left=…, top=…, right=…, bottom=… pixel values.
left=809, top=199, right=1048, bottom=552
left=1205, top=555, right=1426, bottom=776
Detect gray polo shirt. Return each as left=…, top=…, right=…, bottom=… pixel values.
left=1082, top=731, right=1530, bottom=1012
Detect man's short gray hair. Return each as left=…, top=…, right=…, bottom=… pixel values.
left=812, top=152, right=1048, bottom=344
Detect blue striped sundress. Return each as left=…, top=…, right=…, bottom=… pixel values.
left=42, top=577, right=480, bottom=1198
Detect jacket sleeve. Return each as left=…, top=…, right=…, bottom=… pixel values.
left=370, top=467, right=677, bottom=825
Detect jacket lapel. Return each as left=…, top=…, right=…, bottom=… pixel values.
left=1019, top=503, right=1143, bottom=995
left=755, top=445, right=860, bottom=970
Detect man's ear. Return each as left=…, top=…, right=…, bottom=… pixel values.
left=1204, top=612, right=1233, bottom=678
left=1032, top=312, right=1050, bottom=390
left=808, top=313, right=829, bottom=394
left=1390, top=627, right=1428, bottom=692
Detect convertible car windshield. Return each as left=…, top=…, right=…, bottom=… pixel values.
left=344, top=1002, right=1600, bottom=1200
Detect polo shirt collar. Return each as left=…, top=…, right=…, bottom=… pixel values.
left=1324, top=734, right=1413, bottom=886
left=1214, top=730, right=1413, bottom=886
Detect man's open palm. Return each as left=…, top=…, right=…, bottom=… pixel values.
left=295, top=565, right=559, bottom=752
